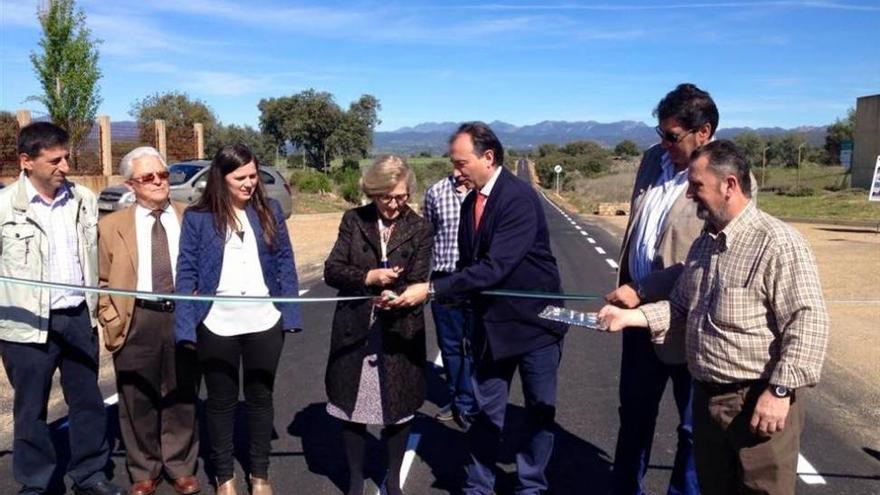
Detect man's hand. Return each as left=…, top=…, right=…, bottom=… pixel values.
left=596, top=305, right=648, bottom=332
left=385, top=282, right=429, bottom=308
left=750, top=389, right=791, bottom=437
left=365, top=267, right=402, bottom=286
left=605, top=283, right=641, bottom=309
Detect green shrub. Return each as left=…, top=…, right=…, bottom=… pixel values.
left=289, top=169, right=331, bottom=193
left=332, top=168, right=362, bottom=204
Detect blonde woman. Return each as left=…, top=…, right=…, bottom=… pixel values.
left=323, top=155, right=432, bottom=495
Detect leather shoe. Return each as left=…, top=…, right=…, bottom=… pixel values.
left=216, top=477, right=237, bottom=495
left=73, top=479, right=126, bottom=495
left=173, top=475, right=201, bottom=494
left=129, top=479, right=160, bottom=495
left=249, top=475, right=273, bottom=495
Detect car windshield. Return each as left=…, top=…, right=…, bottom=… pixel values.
left=167, top=164, right=205, bottom=186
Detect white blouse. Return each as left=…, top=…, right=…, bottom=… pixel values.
left=203, top=209, right=281, bottom=336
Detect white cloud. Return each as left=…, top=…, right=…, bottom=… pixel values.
left=0, top=0, right=39, bottom=29
left=183, top=71, right=274, bottom=96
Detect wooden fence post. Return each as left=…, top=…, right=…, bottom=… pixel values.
left=16, top=110, right=32, bottom=128
left=98, top=115, right=112, bottom=176
left=154, top=119, right=167, bottom=161
left=194, top=123, right=204, bottom=159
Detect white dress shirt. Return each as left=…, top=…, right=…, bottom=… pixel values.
left=135, top=203, right=181, bottom=293
left=24, top=176, right=85, bottom=309
left=628, top=152, right=690, bottom=284
left=203, top=209, right=280, bottom=336
left=480, top=165, right=503, bottom=197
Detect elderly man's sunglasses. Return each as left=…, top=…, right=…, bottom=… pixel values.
left=129, top=170, right=170, bottom=184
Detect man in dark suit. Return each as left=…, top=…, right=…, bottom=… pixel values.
left=392, top=122, right=566, bottom=494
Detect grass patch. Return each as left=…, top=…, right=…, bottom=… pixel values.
left=293, top=193, right=351, bottom=214
left=757, top=189, right=880, bottom=222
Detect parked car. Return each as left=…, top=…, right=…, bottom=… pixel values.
left=97, top=160, right=294, bottom=218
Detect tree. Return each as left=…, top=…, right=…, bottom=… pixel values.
left=129, top=91, right=218, bottom=144
left=767, top=134, right=807, bottom=168
left=207, top=124, right=277, bottom=164
left=824, top=107, right=855, bottom=165
left=613, top=139, right=640, bottom=157
left=733, top=131, right=766, bottom=171
left=29, top=0, right=102, bottom=169
left=259, top=90, right=380, bottom=170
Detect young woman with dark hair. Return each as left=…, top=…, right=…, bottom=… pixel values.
left=175, top=144, right=302, bottom=495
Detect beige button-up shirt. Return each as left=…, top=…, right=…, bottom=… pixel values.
left=640, top=202, right=829, bottom=389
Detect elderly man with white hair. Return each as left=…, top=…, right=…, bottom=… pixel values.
left=97, top=147, right=200, bottom=495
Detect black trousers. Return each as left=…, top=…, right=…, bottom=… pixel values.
left=114, top=307, right=199, bottom=482
left=0, top=303, right=110, bottom=493
left=196, top=320, right=283, bottom=482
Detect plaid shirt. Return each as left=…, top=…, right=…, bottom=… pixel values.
left=640, top=202, right=828, bottom=389
left=423, top=175, right=468, bottom=273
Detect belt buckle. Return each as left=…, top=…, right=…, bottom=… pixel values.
left=161, top=299, right=175, bottom=312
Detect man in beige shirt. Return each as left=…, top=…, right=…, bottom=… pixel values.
left=599, top=140, right=829, bottom=495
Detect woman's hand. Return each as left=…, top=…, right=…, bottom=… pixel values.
left=385, top=283, right=429, bottom=308
left=365, top=267, right=402, bottom=286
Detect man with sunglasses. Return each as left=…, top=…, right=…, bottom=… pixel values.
left=604, top=83, right=718, bottom=495
left=0, top=122, right=124, bottom=495
left=96, top=147, right=199, bottom=495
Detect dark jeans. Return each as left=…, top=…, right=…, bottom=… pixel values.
left=0, top=303, right=111, bottom=494
left=430, top=290, right=476, bottom=416
left=196, top=320, right=283, bottom=482
left=612, top=330, right=699, bottom=495
left=464, top=340, right=563, bottom=495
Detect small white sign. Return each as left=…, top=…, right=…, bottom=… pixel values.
left=553, top=164, right=563, bottom=174
left=869, top=155, right=880, bottom=202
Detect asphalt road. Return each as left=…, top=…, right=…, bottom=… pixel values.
left=1, top=161, right=877, bottom=494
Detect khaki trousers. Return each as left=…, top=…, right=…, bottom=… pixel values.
left=693, top=381, right=804, bottom=495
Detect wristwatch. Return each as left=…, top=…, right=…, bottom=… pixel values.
left=769, top=384, right=792, bottom=398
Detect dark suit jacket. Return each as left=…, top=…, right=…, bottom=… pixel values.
left=174, top=199, right=302, bottom=344
left=323, top=203, right=433, bottom=421
left=433, top=166, right=566, bottom=361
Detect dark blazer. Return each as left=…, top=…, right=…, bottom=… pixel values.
left=433, top=166, right=566, bottom=361
left=174, top=199, right=302, bottom=344
left=323, top=203, right=432, bottom=422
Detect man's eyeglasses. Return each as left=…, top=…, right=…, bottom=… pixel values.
left=375, top=193, right=409, bottom=204
left=129, top=171, right=170, bottom=184
left=655, top=126, right=695, bottom=144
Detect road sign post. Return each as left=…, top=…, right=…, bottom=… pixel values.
left=554, top=164, right=562, bottom=194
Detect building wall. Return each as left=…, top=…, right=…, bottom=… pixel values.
left=853, top=94, right=880, bottom=189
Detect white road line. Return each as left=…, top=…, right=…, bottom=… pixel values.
left=377, top=351, right=443, bottom=495
left=299, top=289, right=310, bottom=296
left=587, top=238, right=596, bottom=244
left=797, top=453, right=826, bottom=485
left=580, top=231, right=588, bottom=236
left=605, top=259, right=619, bottom=269
left=594, top=247, right=606, bottom=255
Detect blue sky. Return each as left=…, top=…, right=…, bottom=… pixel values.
left=1, top=0, right=878, bottom=131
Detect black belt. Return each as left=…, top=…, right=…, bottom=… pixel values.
left=696, top=379, right=762, bottom=396
left=135, top=298, right=176, bottom=313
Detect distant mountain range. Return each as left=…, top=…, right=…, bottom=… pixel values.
left=98, top=120, right=827, bottom=156
left=374, top=120, right=828, bottom=155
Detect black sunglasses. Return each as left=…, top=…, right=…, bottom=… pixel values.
left=654, top=126, right=695, bottom=144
